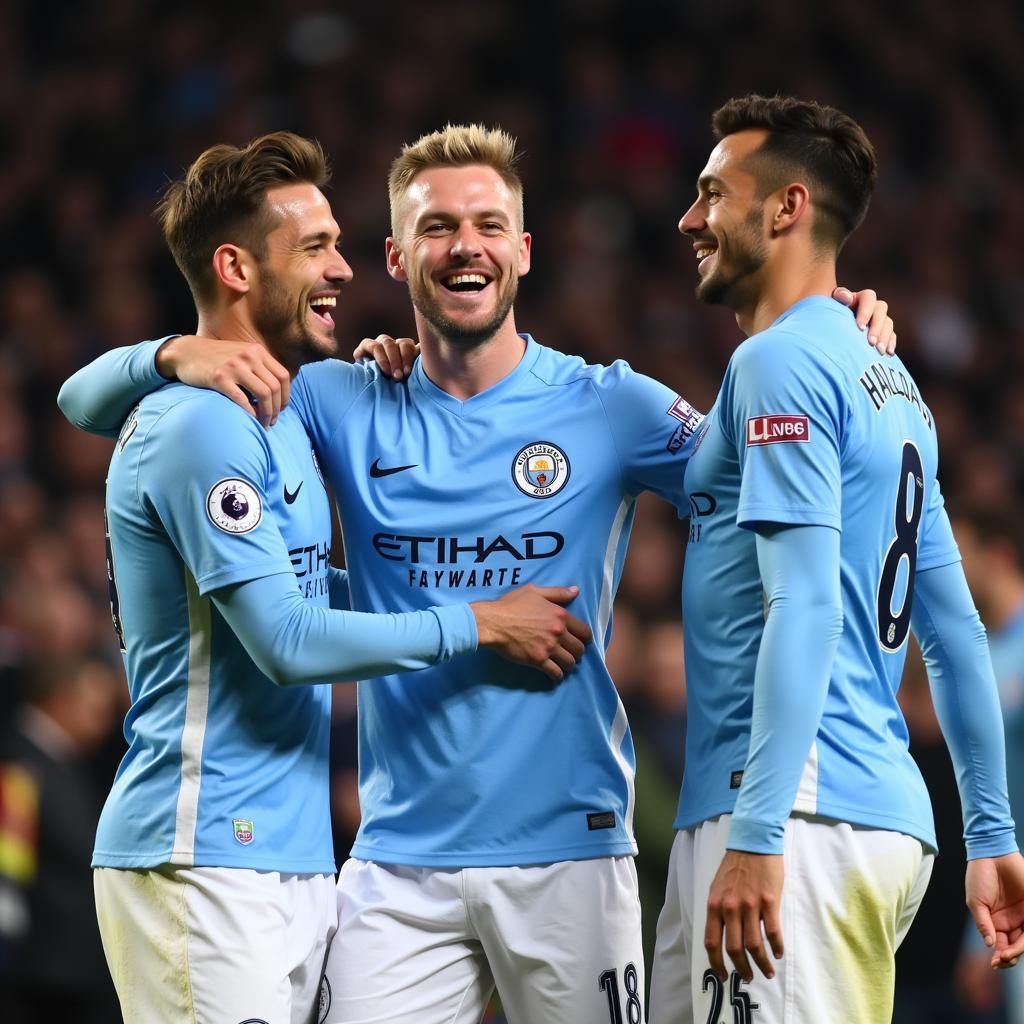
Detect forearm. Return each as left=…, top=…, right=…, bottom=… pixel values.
left=212, top=573, right=477, bottom=686
left=728, top=524, right=843, bottom=854
left=56, top=338, right=173, bottom=436
left=912, top=562, right=1018, bottom=858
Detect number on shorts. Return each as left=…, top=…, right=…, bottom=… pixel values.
left=876, top=441, right=924, bottom=652
left=730, top=971, right=759, bottom=1024
left=599, top=963, right=641, bottom=1024
left=703, top=969, right=760, bottom=1024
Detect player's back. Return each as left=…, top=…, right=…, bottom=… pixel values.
left=98, top=385, right=335, bottom=873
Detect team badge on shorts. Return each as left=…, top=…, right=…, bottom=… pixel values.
left=207, top=478, right=262, bottom=534
left=232, top=818, right=255, bottom=845
left=512, top=442, right=570, bottom=498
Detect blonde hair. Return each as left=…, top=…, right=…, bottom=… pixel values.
left=388, top=123, right=524, bottom=239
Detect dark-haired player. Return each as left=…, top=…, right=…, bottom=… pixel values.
left=650, top=95, right=1024, bottom=1024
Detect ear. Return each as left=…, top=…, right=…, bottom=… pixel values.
left=211, top=244, right=253, bottom=295
left=770, top=183, right=811, bottom=235
left=517, top=231, right=532, bottom=278
left=385, top=237, right=407, bottom=282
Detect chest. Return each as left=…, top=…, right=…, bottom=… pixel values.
left=325, top=391, right=623, bottom=539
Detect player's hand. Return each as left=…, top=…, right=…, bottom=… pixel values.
left=471, top=584, right=592, bottom=681
left=832, top=286, right=896, bottom=356
left=966, top=852, right=1024, bottom=969
left=156, top=335, right=291, bottom=428
left=353, top=334, right=419, bottom=381
left=705, top=849, right=785, bottom=984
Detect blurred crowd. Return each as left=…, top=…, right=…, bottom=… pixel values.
left=1, top=0, right=1022, bottom=1019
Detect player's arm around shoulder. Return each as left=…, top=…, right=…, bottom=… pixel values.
left=57, top=337, right=172, bottom=437
left=587, top=358, right=702, bottom=511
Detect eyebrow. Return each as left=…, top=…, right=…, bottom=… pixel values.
left=297, top=230, right=341, bottom=246
left=697, top=173, right=726, bottom=191
left=417, top=208, right=511, bottom=224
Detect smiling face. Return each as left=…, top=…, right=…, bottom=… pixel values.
left=248, top=182, right=353, bottom=371
left=387, top=164, right=531, bottom=348
left=679, top=130, right=770, bottom=311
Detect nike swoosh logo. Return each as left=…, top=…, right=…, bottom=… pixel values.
left=284, top=482, right=303, bottom=504
left=370, top=458, right=418, bottom=478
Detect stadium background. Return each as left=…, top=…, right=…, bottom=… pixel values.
left=1, top=0, right=1021, bottom=1019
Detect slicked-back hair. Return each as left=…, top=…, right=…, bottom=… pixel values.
left=158, top=131, right=330, bottom=308
left=388, top=124, right=524, bottom=240
left=712, top=94, right=877, bottom=252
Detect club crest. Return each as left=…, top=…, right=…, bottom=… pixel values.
left=512, top=442, right=570, bottom=499
left=232, top=818, right=255, bottom=845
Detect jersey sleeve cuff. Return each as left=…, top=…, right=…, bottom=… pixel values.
left=726, top=816, right=785, bottom=855
left=736, top=505, right=841, bottom=532
left=965, top=829, right=1020, bottom=861
left=197, top=560, right=296, bottom=597
left=429, top=603, right=479, bottom=661
left=141, top=336, right=180, bottom=385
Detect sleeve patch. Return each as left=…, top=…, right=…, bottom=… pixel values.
left=206, top=478, right=263, bottom=534
left=746, top=414, right=810, bottom=446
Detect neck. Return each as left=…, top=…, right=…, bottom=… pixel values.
left=416, top=311, right=526, bottom=400
left=734, top=250, right=838, bottom=337
left=196, top=302, right=298, bottom=379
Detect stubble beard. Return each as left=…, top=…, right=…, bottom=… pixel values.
left=409, top=273, right=519, bottom=350
left=252, top=266, right=339, bottom=372
left=695, top=207, right=768, bottom=311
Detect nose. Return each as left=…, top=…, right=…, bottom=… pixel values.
left=678, top=198, right=705, bottom=236
left=328, top=248, right=354, bottom=284
left=449, top=223, right=482, bottom=260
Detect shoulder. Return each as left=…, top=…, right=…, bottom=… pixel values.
left=529, top=344, right=669, bottom=399
left=525, top=341, right=593, bottom=386
left=136, top=386, right=269, bottom=456
left=729, top=320, right=850, bottom=401
left=292, top=357, right=375, bottom=403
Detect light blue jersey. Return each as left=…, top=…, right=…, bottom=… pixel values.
left=98, top=385, right=338, bottom=871
left=91, top=378, right=477, bottom=872
left=289, top=336, right=695, bottom=866
left=678, top=296, right=965, bottom=850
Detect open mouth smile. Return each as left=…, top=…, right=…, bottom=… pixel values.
left=441, top=272, right=492, bottom=296
left=309, top=294, right=337, bottom=326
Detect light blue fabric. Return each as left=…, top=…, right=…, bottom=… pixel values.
left=288, top=336, right=695, bottom=866
left=678, top=295, right=1015, bottom=858
left=69, top=375, right=474, bottom=872
left=61, top=333, right=700, bottom=867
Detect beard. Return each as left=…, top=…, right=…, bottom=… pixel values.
left=408, top=272, right=518, bottom=349
left=695, top=206, right=768, bottom=310
left=252, top=266, right=338, bottom=371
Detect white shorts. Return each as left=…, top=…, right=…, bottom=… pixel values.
left=321, top=856, right=644, bottom=1024
left=94, top=865, right=336, bottom=1024
left=649, top=814, right=933, bottom=1024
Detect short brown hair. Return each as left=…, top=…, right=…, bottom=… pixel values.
left=387, top=124, right=523, bottom=240
left=158, top=131, right=330, bottom=307
left=711, top=94, right=877, bottom=252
